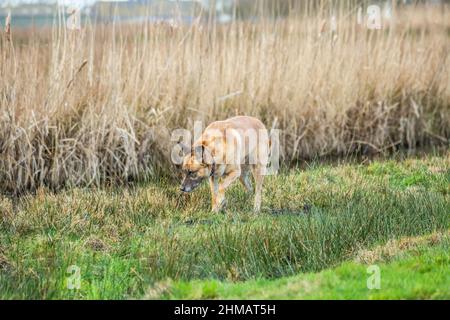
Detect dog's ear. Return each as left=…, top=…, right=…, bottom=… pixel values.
left=193, top=145, right=214, bottom=165
left=202, top=145, right=216, bottom=176
left=178, top=142, right=191, bottom=156
left=173, top=142, right=191, bottom=170
left=201, top=146, right=215, bottom=166
left=193, top=145, right=204, bottom=161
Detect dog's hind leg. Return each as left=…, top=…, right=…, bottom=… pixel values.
left=252, top=164, right=265, bottom=213
left=239, top=165, right=253, bottom=193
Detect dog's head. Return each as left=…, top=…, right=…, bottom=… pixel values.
left=180, top=145, right=215, bottom=193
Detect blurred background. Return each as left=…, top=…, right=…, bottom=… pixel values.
left=1, top=0, right=449, bottom=28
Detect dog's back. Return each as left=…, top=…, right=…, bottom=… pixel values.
left=197, top=116, right=269, bottom=166
left=215, top=116, right=266, bottom=132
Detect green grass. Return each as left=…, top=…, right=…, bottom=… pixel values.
left=161, top=233, right=450, bottom=299
left=0, top=153, right=448, bottom=299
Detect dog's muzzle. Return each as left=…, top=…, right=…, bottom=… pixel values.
left=180, top=177, right=201, bottom=193
left=180, top=185, right=192, bottom=193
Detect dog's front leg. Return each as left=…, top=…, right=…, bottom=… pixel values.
left=209, top=175, right=219, bottom=212
left=213, top=167, right=241, bottom=212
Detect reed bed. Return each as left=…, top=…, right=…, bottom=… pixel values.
left=0, top=4, right=449, bottom=193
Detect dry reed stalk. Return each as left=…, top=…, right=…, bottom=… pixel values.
left=66, top=60, right=88, bottom=89
left=5, top=12, right=11, bottom=42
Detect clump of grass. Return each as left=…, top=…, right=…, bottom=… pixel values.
left=0, top=3, right=449, bottom=193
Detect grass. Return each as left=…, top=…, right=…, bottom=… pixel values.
left=0, top=153, right=448, bottom=299
left=160, top=232, right=450, bottom=299
left=1, top=3, right=449, bottom=193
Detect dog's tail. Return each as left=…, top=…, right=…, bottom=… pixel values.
left=268, top=117, right=278, bottom=158
left=265, top=118, right=278, bottom=172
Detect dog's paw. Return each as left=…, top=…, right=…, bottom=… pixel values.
left=212, top=199, right=227, bottom=213
left=220, top=199, right=228, bottom=210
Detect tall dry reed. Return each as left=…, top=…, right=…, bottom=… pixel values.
left=0, top=4, right=449, bottom=193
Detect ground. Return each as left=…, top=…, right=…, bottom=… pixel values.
left=0, top=152, right=448, bottom=299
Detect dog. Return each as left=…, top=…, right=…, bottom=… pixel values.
left=180, top=116, right=270, bottom=212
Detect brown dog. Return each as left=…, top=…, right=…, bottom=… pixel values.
left=180, top=116, right=270, bottom=212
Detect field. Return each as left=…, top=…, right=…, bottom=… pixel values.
left=0, top=2, right=449, bottom=300
left=0, top=152, right=448, bottom=299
